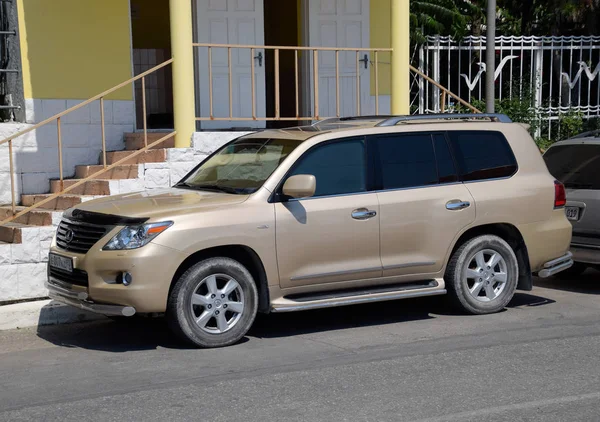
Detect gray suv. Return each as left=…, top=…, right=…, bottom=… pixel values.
left=544, top=129, right=600, bottom=275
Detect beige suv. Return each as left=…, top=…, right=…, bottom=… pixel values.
left=47, top=114, right=574, bottom=348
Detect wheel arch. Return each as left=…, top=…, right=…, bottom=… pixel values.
left=449, top=223, right=532, bottom=291
left=170, top=245, right=271, bottom=313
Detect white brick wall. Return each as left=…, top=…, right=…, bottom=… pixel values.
left=0, top=131, right=254, bottom=303
left=0, top=99, right=135, bottom=204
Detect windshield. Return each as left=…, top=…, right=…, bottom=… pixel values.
left=544, top=144, right=600, bottom=190
left=176, top=137, right=302, bottom=194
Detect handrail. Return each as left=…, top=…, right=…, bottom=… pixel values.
left=0, top=59, right=173, bottom=147
left=194, top=43, right=392, bottom=122
left=409, top=65, right=482, bottom=114
left=1, top=58, right=174, bottom=225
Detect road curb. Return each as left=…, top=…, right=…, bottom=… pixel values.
left=0, top=299, right=104, bottom=331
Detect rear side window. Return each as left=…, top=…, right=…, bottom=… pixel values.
left=447, top=131, right=517, bottom=181
left=544, top=144, right=600, bottom=190
left=370, top=133, right=457, bottom=190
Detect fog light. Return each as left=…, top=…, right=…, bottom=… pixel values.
left=119, top=271, right=133, bottom=286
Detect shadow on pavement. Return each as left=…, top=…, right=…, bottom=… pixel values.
left=534, top=268, right=600, bottom=295
left=35, top=288, right=557, bottom=351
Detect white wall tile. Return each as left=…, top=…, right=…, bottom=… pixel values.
left=0, top=264, right=19, bottom=301
left=90, top=100, right=114, bottom=124
left=0, top=244, right=11, bottom=265
left=17, top=263, right=48, bottom=299
left=41, top=99, right=67, bottom=120
left=64, top=100, right=92, bottom=124
left=144, top=168, right=170, bottom=189
left=112, top=101, right=135, bottom=125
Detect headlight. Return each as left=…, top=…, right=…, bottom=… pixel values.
left=103, top=222, right=173, bottom=250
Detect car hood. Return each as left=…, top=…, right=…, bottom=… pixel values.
left=71, top=188, right=249, bottom=220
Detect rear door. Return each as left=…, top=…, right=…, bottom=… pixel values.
left=371, top=132, right=476, bottom=278
left=544, top=142, right=600, bottom=248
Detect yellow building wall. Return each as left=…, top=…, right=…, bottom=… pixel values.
left=370, top=0, right=391, bottom=96
left=17, top=0, right=133, bottom=100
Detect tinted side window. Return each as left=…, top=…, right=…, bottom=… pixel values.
left=432, top=134, right=458, bottom=183
left=447, top=131, right=517, bottom=181
left=289, top=138, right=366, bottom=197
left=371, top=134, right=438, bottom=190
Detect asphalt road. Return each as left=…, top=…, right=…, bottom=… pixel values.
left=1, top=272, right=600, bottom=421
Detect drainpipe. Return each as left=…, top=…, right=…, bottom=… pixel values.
left=390, top=0, right=410, bottom=115
left=169, top=0, right=196, bottom=148
left=485, top=0, right=496, bottom=113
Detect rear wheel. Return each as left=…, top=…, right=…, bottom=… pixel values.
left=445, top=235, right=519, bottom=314
left=167, top=257, right=258, bottom=348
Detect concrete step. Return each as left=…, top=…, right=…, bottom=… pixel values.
left=74, top=164, right=139, bottom=180
left=125, top=132, right=174, bottom=151
left=21, top=194, right=84, bottom=210
left=50, top=179, right=111, bottom=195
left=0, top=206, right=53, bottom=226
left=104, top=148, right=167, bottom=165
left=0, top=222, right=26, bottom=244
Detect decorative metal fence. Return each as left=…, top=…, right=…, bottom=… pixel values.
left=414, top=35, right=600, bottom=139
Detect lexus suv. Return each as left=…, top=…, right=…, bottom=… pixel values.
left=544, top=129, right=600, bottom=275
left=47, top=114, right=573, bottom=348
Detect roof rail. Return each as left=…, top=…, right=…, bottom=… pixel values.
left=376, top=113, right=513, bottom=126
left=313, top=115, right=395, bottom=126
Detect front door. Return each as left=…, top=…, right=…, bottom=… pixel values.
left=195, top=0, right=266, bottom=129
left=275, top=137, right=382, bottom=289
left=369, top=132, right=476, bottom=279
left=307, top=0, right=372, bottom=118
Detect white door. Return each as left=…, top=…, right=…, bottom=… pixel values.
left=308, top=0, right=372, bottom=118
left=195, top=0, right=266, bottom=129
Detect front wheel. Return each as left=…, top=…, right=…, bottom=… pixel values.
left=167, top=257, right=258, bottom=348
left=445, top=235, right=519, bottom=314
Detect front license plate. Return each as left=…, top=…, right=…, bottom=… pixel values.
left=49, top=253, right=73, bottom=273
left=565, top=206, right=580, bottom=221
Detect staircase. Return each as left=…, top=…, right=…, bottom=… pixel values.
left=0, top=132, right=172, bottom=246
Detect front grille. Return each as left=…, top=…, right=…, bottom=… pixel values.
left=56, top=218, right=109, bottom=254
left=48, top=266, right=89, bottom=287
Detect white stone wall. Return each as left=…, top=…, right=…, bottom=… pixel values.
left=0, top=99, right=134, bottom=204
left=0, top=131, right=253, bottom=303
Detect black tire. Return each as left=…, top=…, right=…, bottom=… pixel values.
left=167, top=257, right=258, bottom=348
left=445, top=235, right=519, bottom=315
left=556, top=262, right=587, bottom=278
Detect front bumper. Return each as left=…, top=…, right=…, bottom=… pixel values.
left=537, top=252, right=574, bottom=278
left=47, top=240, right=186, bottom=314
left=46, top=278, right=136, bottom=317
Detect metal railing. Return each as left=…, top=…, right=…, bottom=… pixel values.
left=410, top=65, right=482, bottom=114
left=0, top=59, right=176, bottom=226
left=193, top=43, right=393, bottom=121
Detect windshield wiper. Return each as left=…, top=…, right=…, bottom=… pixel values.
left=179, top=183, right=240, bottom=194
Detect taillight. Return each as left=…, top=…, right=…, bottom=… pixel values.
left=554, top=180, right=566, bottom=208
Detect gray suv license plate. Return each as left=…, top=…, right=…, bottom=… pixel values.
left=49, top=253, right=73, bottom=273
left=565, top=206, right=579, bottom=221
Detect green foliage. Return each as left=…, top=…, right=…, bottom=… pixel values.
left=410, top=0, right=480, bottom=44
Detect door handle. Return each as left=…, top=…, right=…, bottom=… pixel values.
left=254, top=51, right=263, bottom=67
left=358, top=54, right=369, bottom=69
left=446, top=200, right=471, bottom=211
left=352, top=208, right=377, bottom=220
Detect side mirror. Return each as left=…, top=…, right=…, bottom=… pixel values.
left=282, top=174, right=316, bottom=199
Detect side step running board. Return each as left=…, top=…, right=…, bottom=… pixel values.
left=271, top=279, right=446, bottom=313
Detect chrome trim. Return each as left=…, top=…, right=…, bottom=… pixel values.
left=47, top=277, right=88, bottom=300
left=351, top=208, right=377, bottom=220
left=382, top=261, right=436, bottom=271
left=286, top=182, right=464, bottom=203
left=271, top=288, right=447, bottom=312
left=45, top=279, right=136, bottom=317
left=290, top=266, right=382, bottom=281
left=446, top=200, right=471, bottom=211
left=538, top=252, right=574, bottom=278
left=543, top=251, right=573, bottom=269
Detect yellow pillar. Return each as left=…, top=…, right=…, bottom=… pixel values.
left=169, top=0, right=196, bottom=147
left=390, top=0, right=410, bottom=115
